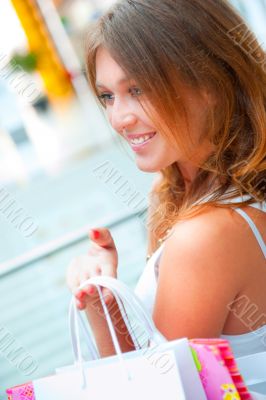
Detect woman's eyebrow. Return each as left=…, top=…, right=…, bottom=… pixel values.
left=96, top=77, right=133, bottom=88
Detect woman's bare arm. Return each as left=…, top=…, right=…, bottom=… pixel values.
left=83, top=294, right=135, bottom=357
left=153, top=207, right=247, bottom=339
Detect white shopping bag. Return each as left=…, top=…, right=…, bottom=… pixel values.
left=34, top=351, right=184, bottom=400
left=33, top=276, right=206, bottom=399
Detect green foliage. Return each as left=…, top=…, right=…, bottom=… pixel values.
left=10, top=52, right=38, bottom=73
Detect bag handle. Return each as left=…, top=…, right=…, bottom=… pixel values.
left=69, top=283, right=146, bottom=363
left=70, top=291, right=131, bottom=388
left=69, top=276, right=166, bottom=387
left=69, top=298, right=100, bottom=361
left=78, top=276, right=165, bottom=344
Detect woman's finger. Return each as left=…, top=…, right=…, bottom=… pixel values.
left=102, top=288, right=114, bottom=305
left=79, top=264, right=101, bottom=295
left=76, top=298, right=86, bottom=310
left=82, top=284, right=96, bottom=296
left=88, top=227, right=116, bottom=249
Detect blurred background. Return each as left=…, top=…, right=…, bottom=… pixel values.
left=0, top=0, right=265, bottom=397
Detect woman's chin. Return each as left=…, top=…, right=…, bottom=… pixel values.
left=135, top=161, right=161, bottom=173
left=135, top=156, right=176, bottom=172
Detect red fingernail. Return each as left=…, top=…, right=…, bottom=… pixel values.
left=91, top=229, right=100, bottom=239
left=76, top=291, right=85, bottom=299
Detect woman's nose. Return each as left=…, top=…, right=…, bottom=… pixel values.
left=108, top=101, right=138, bottom=133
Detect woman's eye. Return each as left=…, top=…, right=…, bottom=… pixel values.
left=97, top=87, right=142, bottom=107
left=97, top=93, right=114, bottom=106
left=130, top=87, right=143, bottom=97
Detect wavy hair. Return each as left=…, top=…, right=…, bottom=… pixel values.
left=85, top=0, right=266, bottom=253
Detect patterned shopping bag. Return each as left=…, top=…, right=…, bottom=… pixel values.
left=190, top=339, right=251, bottom=400
left=6, top=382, right=35, bottom=400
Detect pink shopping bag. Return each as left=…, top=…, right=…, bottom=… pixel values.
left=7, top=382, right=35, bottom=400
left=190, top=338, right=251, bottom=400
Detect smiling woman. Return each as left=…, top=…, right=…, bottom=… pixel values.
left=94, top=46, right=185, bottom=173
left=67, top=0, right=266, bottom=383
left=85, top=0, right=265, bottom=227
left=94, top=45, right=215, bottom=182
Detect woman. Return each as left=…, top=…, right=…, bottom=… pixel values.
left=67, top=0, right=266, bottom=360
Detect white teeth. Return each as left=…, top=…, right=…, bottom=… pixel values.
left=130, top=133, right=155, bottom=145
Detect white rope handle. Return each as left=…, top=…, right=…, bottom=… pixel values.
left=108, top=289, right=143, bottom=350
left=69, top=298, right=99, bottom=362
left=79, top=276, right=165, bottom=345
left=69, top=283, right=147, bottom=364
left=69, top=276, right=165, bottom=360
left=68, top=276, right=166, bottom=386
left=70, top=297, right=88, bottom=388
left=96, top=286, right=132, bottom=381
left=70, top=291, right=131, bottom=387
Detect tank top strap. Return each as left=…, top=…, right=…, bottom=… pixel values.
left=208, top=192, right=266, bottom=258
left=154, top=195, right=266, bottom=269
left=233, top=206, right=266, bottom=258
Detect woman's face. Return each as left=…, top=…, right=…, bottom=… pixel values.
left=95, top=47, right=213, bottom=177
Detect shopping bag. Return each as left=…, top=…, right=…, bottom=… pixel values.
left=190, top=339, right=251, bottom=400
left=34, top=351, right=185, bottom=400
left=80, top=278, right=251, bottom=400
left=7, top=382, right=35, bottom=400
left=7, top=275, right=206, bottom=400
left=7, top=352, right=183, bottom=400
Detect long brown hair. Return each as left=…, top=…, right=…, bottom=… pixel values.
left=85, top=0, right=266, bottom=253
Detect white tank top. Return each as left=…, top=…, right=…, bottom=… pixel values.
left=135, top=195, right=266, bottom=359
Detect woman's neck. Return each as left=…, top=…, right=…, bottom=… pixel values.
left=178, top=140, right=216, bottom=192
left=178, top=162, right=198, bottom=192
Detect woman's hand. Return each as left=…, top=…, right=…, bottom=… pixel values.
left=66, top=228, right=118, bottom=310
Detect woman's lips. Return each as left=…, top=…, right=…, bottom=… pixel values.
left=128, top=132, right=157, bottom=152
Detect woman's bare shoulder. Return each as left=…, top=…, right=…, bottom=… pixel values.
left=162, top=205, right=250, bottom=287
left=170, top=206, right=238, bottom=244
left=169, top=204, right=265, bottom=265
